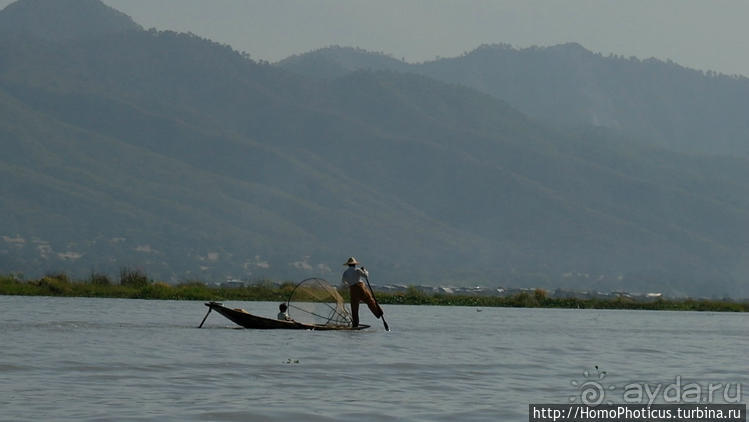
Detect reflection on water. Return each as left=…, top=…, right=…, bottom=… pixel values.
left=1, top=296, right=747, bottom=421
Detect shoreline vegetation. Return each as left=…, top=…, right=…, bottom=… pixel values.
left=1, top=271, right=747, bottom=312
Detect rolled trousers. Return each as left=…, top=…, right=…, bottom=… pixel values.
left=349, top=282, right=383, bottom=326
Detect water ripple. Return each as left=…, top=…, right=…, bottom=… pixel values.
left=1, top=297, right=747, bottom=421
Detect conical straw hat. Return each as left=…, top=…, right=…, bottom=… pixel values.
left=343, top=257, right=360, bottom=266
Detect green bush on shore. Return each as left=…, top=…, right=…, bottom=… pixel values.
left=0, top=273, right=746, bottom=312
left=375, top=290, right=748, bottom=312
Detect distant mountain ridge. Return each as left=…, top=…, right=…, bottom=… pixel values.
left=2, top=0, right=749, bottom=297
left=280, top=46, right=411, bottom=80
left=0, top=0, right=141, bottom=41
left=279, top=44, right=749, bottom=157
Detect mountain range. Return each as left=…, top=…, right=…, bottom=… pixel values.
left=280, top=44, right=749, bottom=157
left=1, top=0, right=748, bottom=297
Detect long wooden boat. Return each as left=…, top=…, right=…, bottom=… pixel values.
left=203, top=301, right=370, bottom=330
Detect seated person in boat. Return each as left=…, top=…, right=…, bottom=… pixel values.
left=341, top=256, right=383, bottom=327
left=277, top=303, right=292, bottom=321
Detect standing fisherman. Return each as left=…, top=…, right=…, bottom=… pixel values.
left=341, top=257, right=383, bottom=327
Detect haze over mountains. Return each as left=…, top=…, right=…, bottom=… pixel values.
left=2, top=0, right=748, bottom=297
left=280, top=44, right=749, bottom=157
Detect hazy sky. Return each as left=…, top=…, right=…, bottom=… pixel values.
left=2, top=0, right=748, bottom=76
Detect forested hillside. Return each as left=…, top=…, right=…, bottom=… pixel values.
left=281, top=44, right=749, bottom=156
left=2, top=0, right=749, bottom=297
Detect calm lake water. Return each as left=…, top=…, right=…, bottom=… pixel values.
left=1, top=296, right=747, bottom=421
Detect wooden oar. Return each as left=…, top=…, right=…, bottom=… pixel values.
left=364, top=274, right=390, bottom=331
left=198, top=306, right=212, bottom=328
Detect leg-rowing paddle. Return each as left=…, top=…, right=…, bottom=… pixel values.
left=364, top=274, right=390, bottom=331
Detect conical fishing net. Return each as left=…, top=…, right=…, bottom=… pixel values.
left=286, top=278, right=352, bottom=327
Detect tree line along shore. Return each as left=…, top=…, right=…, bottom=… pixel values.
left=1, top=272, right=747, bottom=312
